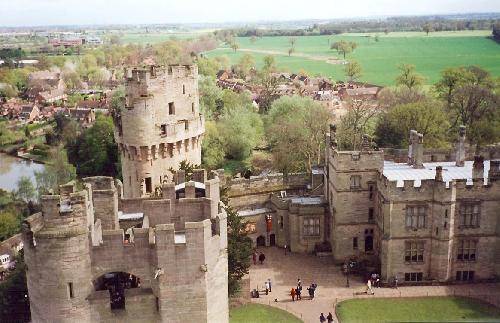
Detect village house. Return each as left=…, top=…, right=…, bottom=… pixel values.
left=69, top=108, right=96, bottom=127
left=36, top=87, right=67, bottom=104
left=19, top=104, right=40, bottom=122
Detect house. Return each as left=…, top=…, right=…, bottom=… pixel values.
left=76, top=99, right=108, bottom=115
left=0, top=100, right=22, bottom=118
left=216, top=70, right=232, bottom=81
left=69, top=108, right=96, bottom=126
left=37, top=88, right=67, bottom=104
left=19, top=104, right=40, bottom=122
left=338, top=86, right=381, bottom=101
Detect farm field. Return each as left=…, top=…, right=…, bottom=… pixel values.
left=336, top=296, right=500, bottom=323
left=121, top=30, right=211, bottom=44
left=206, top=30, right=500, bottom=86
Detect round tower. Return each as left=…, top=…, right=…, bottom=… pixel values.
left=22, top=190, right=92, bottom=322
left=115, top=64, right=205, bottom=198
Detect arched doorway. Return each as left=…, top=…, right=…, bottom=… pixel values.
left=93, top=272, right=141, bottom=310
left=269, top=234, right=276, bottom=246
left=365, top=235, right=373, bottom=252
left=256, top=235, right=266, bottom=247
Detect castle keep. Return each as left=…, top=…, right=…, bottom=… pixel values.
left=115, top=65, right=205, bottom=198
left=22, top=170, right=228, bottom=323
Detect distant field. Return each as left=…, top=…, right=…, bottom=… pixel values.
left=206, top=30, right=500, bottom=86
left=336, top=297, right=500, bottom=323
left=122, top=31, right=211, bottom=44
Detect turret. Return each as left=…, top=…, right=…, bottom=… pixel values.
left=22, top=185, right=93, bottom=323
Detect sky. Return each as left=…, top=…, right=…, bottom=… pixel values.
left=0, top=0, right=499, bottom=27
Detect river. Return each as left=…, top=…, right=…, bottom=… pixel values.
left=0, top=153, right=45, bottom=192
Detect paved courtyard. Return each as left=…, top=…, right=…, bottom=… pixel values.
left=249, top=247, right=500, bottom=323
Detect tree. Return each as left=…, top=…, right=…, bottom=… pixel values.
left=396, top=64, right=425, bottom=90
left=288, top=47, right=295, bottom=56
left=344, top=60, right=362, bottom=82
left=34, top=148, right=76, bottom=195
left=225, top=205, right=252, bottom=296
left=374, top=100, right=449, bottom=149
left=330, top=40, right=357, bottom=59
left=423, top=23, right=433, bottom=36
left=266, top=96, right=330, bottom=173
left=201, top=121, right=225, bottom=169
left=336, top=99, right=379, bottom=150
left=250, top=36, right=257, bottom=44
left=67, top=115, right=119, bottom=178
left=0, top=211, right=20, bottom=241
left=235, top=54, right=254, bottom=78
left=0, top=251, right=30, bottom=322
left=262, top=55, right=277, bottom=73
left=229, top=40, right=239, bottom=52
left=15, top=176, right=36, bottom=203
left=435, top=66, right=499, bottom=150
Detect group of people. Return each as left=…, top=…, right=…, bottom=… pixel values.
left=319, top=312, right=334, bottom=323
left=252, top=251, right=266, bottom=265
left=366, top=273, right=381, bottom=295
left=290, top=278, right=317, bottom=301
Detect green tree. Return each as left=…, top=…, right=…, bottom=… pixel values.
left=201, top=121, right=225, bottom=169
left=423, top=23, right=433, bottom=36
left=266, top=96, right=330, bottom=173
left=34, top=148, right=76, bottom=195
left=262, top=55, right=277, bottom=73
left=344, top=60, right=362, bottom=82
left=0, top=211, right=20, bottom=241
left=336, top=99, right=379, bottom=150
left=15, top=176, right=36, bottom=203
left=226, top=205, right=252, bottom=296
left=396, top=64, right=425, bottom=90
left=0, top=251, right=30, bottom=322
left=235, top=54, right=255, bottom=78
left=330, top=40, right=357, bottom=59
left=199, top=76, right=223, bottom=120
left=374, top=100, right=449, bottom=149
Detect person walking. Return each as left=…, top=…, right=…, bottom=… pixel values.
left=320, top=313, right=326, bottom=323
left=264, top=280, right=269, bottom=295
left=296, top=285, right=301, bottom=300
left=290, top=288, right=296, bottom=301
left=267, top=278, right=272, bottom=292
left=327, top=312, right=334, bottom=323
left=366, top=279, right=374, bottom=295
left=252, top=251, right=257, bottom=265
left=394, top=275, right=399, bottom=289
left=284, top=244, right=288, bottom=255
left=259, top=252, right=265, bottom=265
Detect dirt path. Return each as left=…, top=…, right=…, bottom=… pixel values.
left=234, top=48, right=346, bottom=65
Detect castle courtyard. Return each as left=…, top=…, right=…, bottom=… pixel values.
left=249, top=247, right=500, bottom=323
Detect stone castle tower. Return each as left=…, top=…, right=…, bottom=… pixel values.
left=22, top=170, right=228, bottom=323
left=115, top=64, right=205, bottom=198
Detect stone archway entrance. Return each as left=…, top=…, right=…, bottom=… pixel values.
left=256, top=235, right=266, bottom=247
left=93, top=272, right=141, bottom=310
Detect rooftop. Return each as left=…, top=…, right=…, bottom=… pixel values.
left=383, top=160, right=491, bottom=187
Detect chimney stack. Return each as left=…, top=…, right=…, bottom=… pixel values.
left=488, top=160, right=500, bottom=182
left=413, top=133, right=424, bottom=168
left=361, top=134, right=371, bottom=151
left=455, top=125, right=466, bottom=167
left=435, top=166, right=443, bottom=181
left=408, top=130, right=418, bottom=165
left=472, top=155, right=484, bottom=180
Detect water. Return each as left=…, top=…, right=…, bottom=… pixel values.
left=0, top=153, right=45, bottom=192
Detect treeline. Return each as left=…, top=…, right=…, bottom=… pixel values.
left=218, top=16, right=500, bottom=37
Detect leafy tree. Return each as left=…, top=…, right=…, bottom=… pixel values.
left=423, top=23, right=433, bottom=35
left=67, top=115, right=119, bottom=177
left=344, top=60, right=362, bottom=82
left=330, top=40, right=357, bottom=59
left=199, top=76, right=223, bottom=120
left=225, top=205, right=252, bottom=296
left=235, top=54, right=254, bottom=78
left=266, top=96, right=330, bottom=173
left=197, top=57, right=220, bottom=77
left=395, top=64, right=425, bottom=90
left=262, top=55, right=277, bottom=73
left=201, top=121, right=225, bottom=169
left=374, top=100, right=449, bottom=149
left=336, top=99, right=379, bottom=150
left=15, top=177, right=36, bottom=203
left=218, top=106, right=263, bottom=160
left=34, top=148, right=76, bottom=195
left=0, top=211, right=20, bottom=241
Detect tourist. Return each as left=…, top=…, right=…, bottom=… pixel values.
left=375, top=274, right=380, bottom=288
left=366, top=279, right=374, bottom=295
left=264, top=280, right=269, bottom=295
left=296, top=285, right=302, bottom=300
left=327, top=312, right=334, bottom=323
left=394, top=275, right=399, bottom=289
left=284, top=244, right=288, bottom=255
left=290, top=288, right=296, bottom=301
left=252, top=251, right=257, bottom=265
left=308, top=284, right=316, bottom=299
left=259, top=252, right=265, bottom=264
left=268, top=278, right=272, bottom=292
left=320, top=312, right=326, bottom=323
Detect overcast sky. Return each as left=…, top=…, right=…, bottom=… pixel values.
left=0, top=0, right=499, bottom=27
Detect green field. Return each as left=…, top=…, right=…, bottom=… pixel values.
left=122, top=31, right=211, bottom=44
left=336, top=297, right=500, bottom=323
left=206, top=30, right=500, bottom=86
left=230, top=304, right=303, bottom=323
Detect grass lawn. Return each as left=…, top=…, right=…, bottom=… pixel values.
left=230, top=303, right=303, bottom=323
left=336, top=296, right=500, bottom=323
left=206, top=30, right=500, bottom=86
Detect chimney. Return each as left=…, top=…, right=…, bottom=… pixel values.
left=488, top=160, right=500, bottom=182
left=455, top=125, right=466, bottom=167
left=413, top=133, right=424, bottom=169
left=408, top=130, right=418, bottom=165
left=472, top=155, right=484, bottom=180
left=329, top=124, right=338, bottom=148
left=361, top=134, right=371, bottom=151
left=185, top=181, right=196, bottom=198
left=435, top=166, right=443, bottom=181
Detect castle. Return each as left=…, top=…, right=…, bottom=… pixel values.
left=115, top=64, right=205, bottom=198
left=22, top=171, right=228, bottom=323
left=22, top=64, right=228, bottom=323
